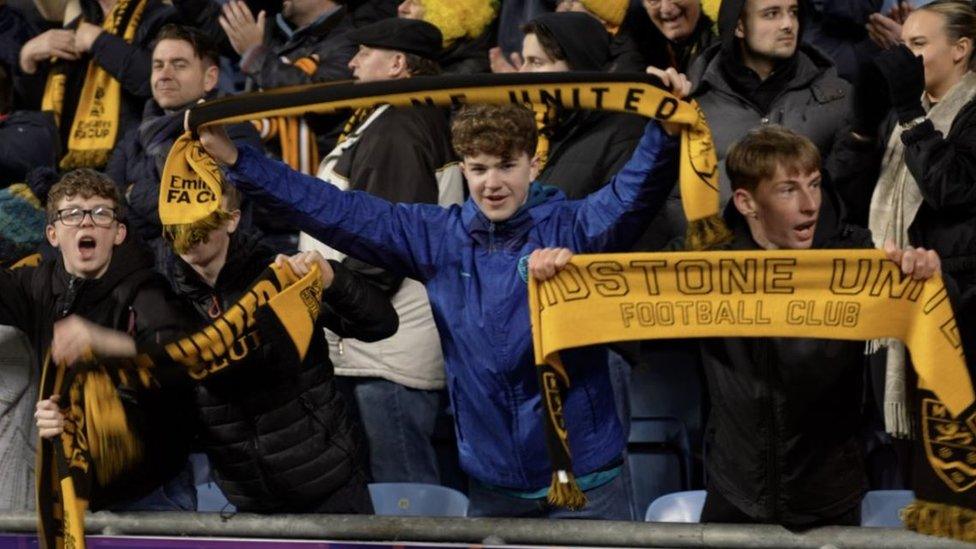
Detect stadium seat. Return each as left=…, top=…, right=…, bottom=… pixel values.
left=628, top=416, right=693, bottom=513
left=368, top=482, right=469, bottom=517
left=860, top=490, right=915, bottom=527
left=644, top=490, right=706, bottom=522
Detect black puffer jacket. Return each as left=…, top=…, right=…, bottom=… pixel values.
left=166, top=231, right=398, bottom=512
left=0, top=237, right=196, bottom=508
left=698, top=189, right=872, bottom=524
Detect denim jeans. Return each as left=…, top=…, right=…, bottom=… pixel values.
left=108, top=460, right=196, bottom=511
left=607, top=350, right=637, bottom=520
left=467, top=469, right=632, bottom=520
left=338, top=377, right=441, bottom=484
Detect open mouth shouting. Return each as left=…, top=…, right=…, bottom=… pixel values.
left=793, top=219, right=816, bottom=242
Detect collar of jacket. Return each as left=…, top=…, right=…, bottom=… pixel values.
left=691, top=43, right=837, bottom=103
left=50, top=235, right=155, bottom=313
left=461, top=182, right=561, bottom=250
left=274, top=5, right=344, bottom=41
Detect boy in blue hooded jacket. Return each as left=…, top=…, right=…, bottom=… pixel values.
left=197, top=102, right=679, bottom=519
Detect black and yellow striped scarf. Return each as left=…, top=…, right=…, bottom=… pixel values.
left=41, top=0, right=148, bottom=170
left=167, top=72, right=729, bottom=252
left=36, top=261, right=322, bottom=549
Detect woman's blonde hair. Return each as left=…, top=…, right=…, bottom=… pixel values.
left=918, top=0, right=976, bottom=63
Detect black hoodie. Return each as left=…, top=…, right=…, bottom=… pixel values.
left=0, top=235, right=196, bottom=508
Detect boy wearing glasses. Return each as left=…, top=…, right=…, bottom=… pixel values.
left=0, top=169, right=199, bottom=511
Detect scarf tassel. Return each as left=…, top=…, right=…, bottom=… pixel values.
left=59, top=149, right=114, bottom=171
left=547, top=469, right=587, bottom=510
left=902, top=499, right=976, bottom=542
left=685, top=214, right=733, bottom=251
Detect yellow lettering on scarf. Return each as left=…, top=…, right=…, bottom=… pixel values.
left=530, top=250, right=972, bottom=416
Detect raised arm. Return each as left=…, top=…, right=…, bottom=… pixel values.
left=567, top=119, right=679, bottom=253
left=199, top=125, right=449, bottom=281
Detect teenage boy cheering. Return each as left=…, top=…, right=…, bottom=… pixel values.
left=6, top=169, right=197, bottom=510
left=528, top=126, right=943, bottom=527
left=196, top=102, right=680, bottom=519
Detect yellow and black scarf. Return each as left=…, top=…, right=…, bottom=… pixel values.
left=36, top=261, right=322, bottom=549
left=166, top=72, right=729, bottom=252
left=528, top=251, right=975, bottom=538
left=42, top=0, right=148, bottom=170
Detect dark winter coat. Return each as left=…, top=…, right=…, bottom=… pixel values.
left=697, top=189, right=872, bottom=524
left=166, top=231, right=398, bottom=512
left=537, top=110, right=646, bottom=200
left=830, top=97, right=976, bottom=295
left=178, top=0, right=357, bottom=88
left=13, top=0, right=179, bottom=152
left=0, top=237, right=196, bottom=508
left=0, top=110, right=59, bottom=186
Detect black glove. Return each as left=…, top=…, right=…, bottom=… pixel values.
left=852, top=59, right=891, bottom=138
left=873, top=44, right=926, bottom=124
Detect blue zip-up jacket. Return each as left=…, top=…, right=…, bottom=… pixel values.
left=226, top=121, right=678, bottom=490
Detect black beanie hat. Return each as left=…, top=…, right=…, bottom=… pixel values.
left=528, top=12, right=611, bottom=71
left=346, top=18, right=444, bottom=59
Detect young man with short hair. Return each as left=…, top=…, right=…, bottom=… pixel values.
left=198, top=102, right=680, bottom=519
left=528, top=126, right=942, bottom=527
left=11, top=169, right=197, bottom=510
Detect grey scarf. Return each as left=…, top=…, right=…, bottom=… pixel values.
left=868, top=70, right=976, bottom=438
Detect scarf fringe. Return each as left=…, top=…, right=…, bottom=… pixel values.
left=82, top=370, right=142, bottom=486
left=684, top=214, right=733, bottom=251
left=547, top=470, right=587, bottom=510
left=902, top=499, right=976, bottom=542
left=59, top=149, right=113, bottom=171
left=885, top=401, right=915, bottom=439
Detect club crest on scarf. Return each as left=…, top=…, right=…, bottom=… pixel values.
left=922, top=398, right=976, bottom=493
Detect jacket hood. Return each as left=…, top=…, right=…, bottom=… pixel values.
left=529, top=12, right=612, bottom=71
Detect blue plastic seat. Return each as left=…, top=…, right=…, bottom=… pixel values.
left=644, top=490, right=706, bottom=522
left=861, top=490, right=915, bottom=527
left=368, top=482, right=469, bottom=517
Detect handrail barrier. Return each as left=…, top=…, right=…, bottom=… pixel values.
left=0, top=511, right=973, bottom=548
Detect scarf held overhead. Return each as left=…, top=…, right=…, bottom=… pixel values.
left=528, top=250, right=973, bottom=521
left=165, top=72, right=729, bottom=250
left=37, top=261, right=322, bottom=549
left=41, top=0, right=149, bottom=170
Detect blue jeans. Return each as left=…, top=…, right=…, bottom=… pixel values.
left=339, top=377, right=441, bottom=484
left=607, top=350, right=637, bottom=520
left=108, top=460, right=196, bottom=511
left=467, top=470, right=632, bottom=520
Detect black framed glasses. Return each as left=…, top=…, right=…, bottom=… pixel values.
left=54, top=206, right=117, bottom=227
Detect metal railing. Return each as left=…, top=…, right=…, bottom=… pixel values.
left=0, top=511, right=972, bottom=548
